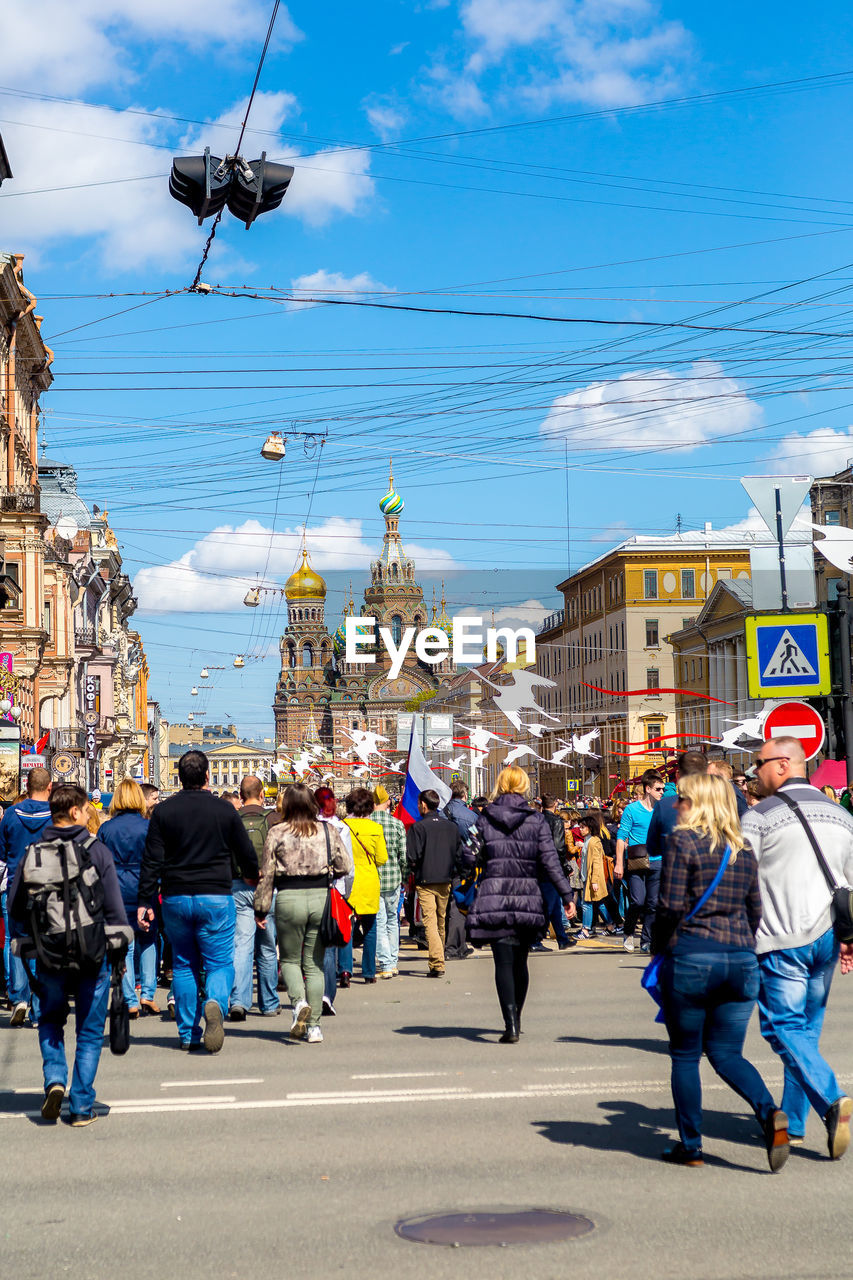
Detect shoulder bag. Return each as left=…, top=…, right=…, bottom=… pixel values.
left=641, top=845, right=732, bottom=1022
left=776, top=791, right=853, bottom=943
left=318, top=824, right=354, bottom=948
left=108, top=960, right=131, bottom=1055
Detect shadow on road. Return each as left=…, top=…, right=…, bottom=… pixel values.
left=533, top=1099, right=765, bottom=1172
left=557, top=1034, right=668, bottom=1055
left=393, top=1025, right=498, bottom=1043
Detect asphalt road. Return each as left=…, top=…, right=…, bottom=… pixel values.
left=2, top=936, right=852, bottom=1280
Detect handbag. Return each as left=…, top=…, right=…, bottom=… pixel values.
left=108, top=961, right=131, bottom=1055
left=318, top=824, right=354, bottom=948
left=641, top=845, right=732, bottom=1023
left=625, top=844, right=650, bottom=873
left=776, top=791, right=853, bottom=944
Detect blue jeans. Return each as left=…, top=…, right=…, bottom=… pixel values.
left=161, top=895, right=236, bottom=1045
left=1, top=888, right=9, bottom=993
left=376, top=888, right=401, bottom=971
left=324, top=947, right=339, bottom=1006
left=34, top=961, right=110, bottom=1115
left=582, top=898, right=614, bottom=931
left=122, top=929, right=158, bottom=1005
left=338, top=913, right=378, bottom=979
left=663, top=948, right=777, bottom=1153
left=625, top=863, right=661, bottom=945
left=540, top=880, right=570, bottom=945
left=230, top=881, right=280, bottom=1014
left=758, top=927, right=841, bottom=1136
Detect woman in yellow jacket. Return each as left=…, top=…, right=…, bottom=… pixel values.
left=342, top=788, right=388, bottom=983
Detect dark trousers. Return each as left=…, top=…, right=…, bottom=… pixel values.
left=491, top=939, right=530, bottom=1020
left=663, top=948, right=776, bottom=1153
left=624, top=864, right=661, bottom=944
left=539, top=880, right=570, bottom=945
left=444, top=895, right=469, bottom=958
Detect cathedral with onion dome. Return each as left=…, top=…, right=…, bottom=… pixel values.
left=272, top=465, right=455, bottom=771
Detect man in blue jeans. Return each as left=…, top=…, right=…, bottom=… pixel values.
left=229, top=775, right=280, bottom=1019
left=138, top=750, right=258, bottom=1053
left=743, top=737, right=853, bottom=1159
left=8, top=784, right=132, bottom=1126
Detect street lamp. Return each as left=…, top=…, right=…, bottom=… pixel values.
left=261, top=432, right=286, bottom=461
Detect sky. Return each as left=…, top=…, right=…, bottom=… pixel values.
left=3, top=0, right=853, bottom=735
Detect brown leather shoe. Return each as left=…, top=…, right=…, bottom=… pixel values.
left=140, top=1000, right=161, bottom=1017
left=338, top=971, right=351, bottom=989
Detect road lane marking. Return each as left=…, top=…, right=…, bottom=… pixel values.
left=285, top=1086, right=471, bottom=1100
left=350, top=1071, right=450, bottom=1080
left=102, top=1095, right=238, bottom=1106
left=160, top=1078, right=265, bottom=1089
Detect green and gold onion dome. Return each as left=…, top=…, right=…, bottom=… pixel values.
left=379, top=485, right=404, bottom=516
left=285, top=548, right=326, bottom=600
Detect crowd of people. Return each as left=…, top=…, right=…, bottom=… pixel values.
left=1, top=741, right=851, bottom=1175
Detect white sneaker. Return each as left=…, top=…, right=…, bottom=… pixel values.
left=623, top=936, right=635, bottom=953
left=290, top=999, right=311, bottom=1039
left=305, top=1025, right=323, bottom=1044
left=9, top=1002, right=28, bottom=1027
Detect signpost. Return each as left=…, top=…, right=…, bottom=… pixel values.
left=566, top=777, right=579, bottom=794
left=745, top=612, right=831, bottom=699
left=762, top=700, right=826, bottom=762
left=741, top=475, right=815, bottom=610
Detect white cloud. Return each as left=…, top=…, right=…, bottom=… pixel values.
left=540, top=360, right=762, bottom=452
left=282, top=147, right=376, bottom=226
left=389, top=41, right=410, bottom=55
left=770, top=427, right=853, bottom=478
left=364, top=100, right=408, bottom=140
left=4, top=1, right=301, bottom=93
left=135, top=517, right=459, bottom=613
left=429, top=0, right=690, bottom=116
left=590, top=520, right=634, bottom=543
left=291, top=268, right=393, bottom=297
left=493, top=598, right=551, bottom=625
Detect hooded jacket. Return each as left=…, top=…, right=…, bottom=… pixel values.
left=0, top=797, right=53, bottom=881
left=98, top=810, right=149, bottom=915
left=466, top=793, right=573, bottom=942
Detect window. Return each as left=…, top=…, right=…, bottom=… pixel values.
left=690, top=659, right=695, bottom=681
left=646, top=667, right=660, bottom=690
left=643, top=569, right=658, bottom=600
left=645, top=618, right=659, bottom=647
left=825, top=510, right=841, bottom=526
left=717, top=567, right=732, bottom=581
left=681, top=568, right=695, bottom=599
left=647, top=723, right=662, bottom=749
left=682, top=617, right=694, bottom=630
left=391, top=614, right=403, bottom=645
left=43, top=600, right=52, bottom=639
left=302, top=644, right=313, bottom=668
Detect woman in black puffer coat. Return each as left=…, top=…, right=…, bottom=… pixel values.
left=466, top=766, right=576, bottom=1042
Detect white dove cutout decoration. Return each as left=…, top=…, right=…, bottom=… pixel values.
left=341, top=727, right=388, bottom=765
left=713, top=702, right=780, bottom=750
left=457, top=724, right=509, bottom=754
left=292, top=751, right=320, bottom=779
left=502, top=744, right=544, bottom=765
left=571, top=728, right=601, bottom=757
left=813, top=522, right=853, bottom=574
left=477, top=670, right=561, bottom=733
left=546, top=740, right=576, bottom=766
left=352, top=765, right=371, bottom=779
left=524, top=722, right=555, bottom=738
left=271, top=762, right=287, bottom=779
left=447, top=754, right=467, bottom=770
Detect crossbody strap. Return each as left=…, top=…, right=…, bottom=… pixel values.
left=775, top=790, right=840, bottom=893
left=683, top=844, right=732, bottom=924
left=346, top=821, right=375, bottom=865
left=322, top=821, right=332, bottom=876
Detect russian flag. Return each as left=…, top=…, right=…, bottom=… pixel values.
left=394, top=721, right=452, bottom=827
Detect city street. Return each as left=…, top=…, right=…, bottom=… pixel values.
left=2, top=941, right=851, bottom=1280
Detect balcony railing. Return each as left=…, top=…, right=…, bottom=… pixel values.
left=74, top=626, right=99, bottom=648
left=0, top=487, right=38, bottom=513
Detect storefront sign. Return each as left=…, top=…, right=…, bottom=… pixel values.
left=84, top=672, right=101, bottom=762
left=0, top=724, right=21, bottom=803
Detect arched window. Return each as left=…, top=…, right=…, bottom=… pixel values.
left=302, top=644, right=313, bottom=668
left=391, top=614, right=403, bottom=646
left=414, top=614, right=423, bottom=629
left=287, top=646, right=296, bottom=669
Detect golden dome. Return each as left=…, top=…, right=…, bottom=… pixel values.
left=285, top=549, right=326, bottom=601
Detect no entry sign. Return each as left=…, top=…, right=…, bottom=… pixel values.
left=763, top=700, right=826, bottom=762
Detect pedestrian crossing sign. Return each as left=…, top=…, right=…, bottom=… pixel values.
left=744, top=613, right=831, bottom=698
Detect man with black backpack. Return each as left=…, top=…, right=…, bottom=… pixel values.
left=138, top=750, right=257, bottom=1053
left=8, top=784, right=132, bottom=1126
left=229, top=775, right=280, bottom=1020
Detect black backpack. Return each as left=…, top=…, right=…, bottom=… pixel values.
left=19, top=833, right=107, bottom=973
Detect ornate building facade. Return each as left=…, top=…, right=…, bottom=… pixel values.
left=273, top=468, right=454, bottom=774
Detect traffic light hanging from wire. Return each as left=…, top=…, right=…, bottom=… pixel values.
left=169, top=148, right=294, bottom=228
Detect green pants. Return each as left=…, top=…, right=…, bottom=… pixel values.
left=275, top=888, right=327, bottom=1028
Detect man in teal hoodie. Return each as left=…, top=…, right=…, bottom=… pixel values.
left=0, top=767, right=52, bottom=1024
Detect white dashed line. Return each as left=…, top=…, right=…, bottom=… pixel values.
left=159, top=1078, right=265, bottom=1089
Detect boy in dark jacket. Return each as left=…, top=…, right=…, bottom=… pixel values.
left=9, top=784, right=132, bottom=1126
left=406, top=790, right=462, bottom=977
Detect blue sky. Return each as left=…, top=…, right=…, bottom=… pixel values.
left=3, top=0, right=853, bottom=734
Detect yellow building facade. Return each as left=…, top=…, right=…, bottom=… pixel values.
left=536, top=528, right=753, bottom=797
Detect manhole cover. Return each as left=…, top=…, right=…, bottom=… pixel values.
left=395, top=1209, right=594, bottom=1247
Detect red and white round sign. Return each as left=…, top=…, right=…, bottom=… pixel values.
left=763, top=700, right=826, bottom=762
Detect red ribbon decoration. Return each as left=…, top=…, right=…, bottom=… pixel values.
left=582, top=681, right=730, bottom=704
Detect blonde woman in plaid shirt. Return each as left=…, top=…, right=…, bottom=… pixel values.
left=370, top=785, right=407, bottom=978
